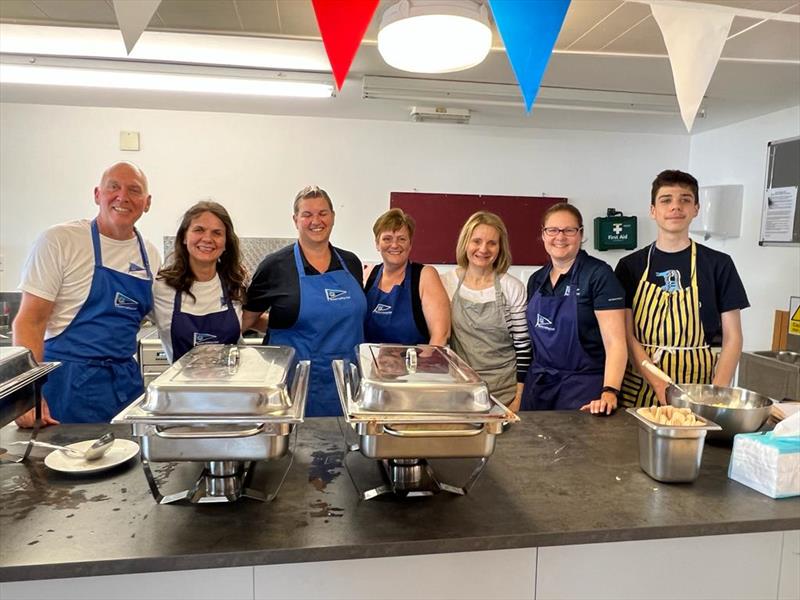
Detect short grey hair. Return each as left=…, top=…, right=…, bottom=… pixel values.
left=293, top=186, right=334, bottom=215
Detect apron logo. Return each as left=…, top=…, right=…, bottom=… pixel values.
left=193, top=332, right=218, bottom=346
left=128, top=262, right=145, bottom=273
left=325, top=289, right=351, bottom=301
left=535, top=314, right=555, bottom=331
left=114, top=292, right=139, bottom=310
left=373, top=303, right=393, bottom=315
left=656, top=269, right=682, bottom=293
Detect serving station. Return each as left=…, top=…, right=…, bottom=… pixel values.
left=1, top=410, right=798, bottom=600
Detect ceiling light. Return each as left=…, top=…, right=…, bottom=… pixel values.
left=378, top=0, right=492, bottom=73
left=0, top=59, right=334, bottom=99
left=0, top=24, right=331, bottom=72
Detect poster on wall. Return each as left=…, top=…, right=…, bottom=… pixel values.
left=760, top=186, right=798, bottom=243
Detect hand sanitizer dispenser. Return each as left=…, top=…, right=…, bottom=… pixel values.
left=690, top=185, right=743, bottom=240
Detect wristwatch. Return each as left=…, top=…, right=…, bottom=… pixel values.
left=601, top=386, right=620, bottom=397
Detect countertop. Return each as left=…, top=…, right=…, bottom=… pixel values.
left=1, top=412, right=799, bottom=582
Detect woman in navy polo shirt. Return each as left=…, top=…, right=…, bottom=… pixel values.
left=521, top=203, right=627, bottom=415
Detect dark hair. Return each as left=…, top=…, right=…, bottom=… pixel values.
left=541, top=202, right=583, bottom=229
left=293, top=186, right=334, bottom=215
left=651, top=170, right=698, bottom=205
left=157, top=201, right=247, bottom=304
left=373, top=208, right=416, bottom=240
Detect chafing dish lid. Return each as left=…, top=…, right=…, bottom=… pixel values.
left=141, top=344, right=297, bottom=415
left=0, top=347, right=37, bottom=384
left=352, top=344, right=493, bottom=414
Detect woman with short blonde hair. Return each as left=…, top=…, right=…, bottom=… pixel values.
left=442, top=211, right=531, bottom=411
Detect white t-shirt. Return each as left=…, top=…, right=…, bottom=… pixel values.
left=441, top=269, right=527, bottom=307
left=151, top=275, right=243, bottom=363
left=19, top=219, right=161, bottom=340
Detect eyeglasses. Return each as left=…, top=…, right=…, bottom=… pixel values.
left=542, top=226, right=582, bottom=237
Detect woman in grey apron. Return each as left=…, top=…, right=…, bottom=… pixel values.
left=445, top=212, right=530, bottom=410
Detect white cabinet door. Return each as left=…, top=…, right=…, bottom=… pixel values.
left=0, top=566, right=254, bottom=600
left=779, top=530, right=800, bottom=600
left=254, top=548, right=537, bottom=600
left=536, top=532, right=783, bottom=600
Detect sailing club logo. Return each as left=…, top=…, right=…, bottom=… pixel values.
left=193, top=332, right=218, bottom=346
left=128, top=262, right=145, bottom=273
left=325, top=289, right=351, bottom=301
left=114, top=292, right=139, bottom=311
left=373, top=303, right=393, bottom=315
left=535, top=314, right=555, bottom=331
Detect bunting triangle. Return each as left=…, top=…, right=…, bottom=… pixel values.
left=112, top=0, right=162, bottom=54
left=312, top=0, right=379, bottom=91
left=489, top=0, right=571, bottom=112
left=651, top=3, right=733, bottom=132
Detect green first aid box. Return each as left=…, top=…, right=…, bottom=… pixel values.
left=594, top=213, right=637, bottom=251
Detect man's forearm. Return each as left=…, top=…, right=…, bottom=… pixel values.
left=12, top=319, right=46, bottom=362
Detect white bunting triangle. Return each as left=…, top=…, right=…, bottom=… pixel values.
left=651, top=2, right=733, bottom=132
left=113, top=0, right=162, bottom=54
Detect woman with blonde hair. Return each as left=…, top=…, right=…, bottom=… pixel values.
left=365, top=208, right=450, bottom=345
left=441, top=211, right=531, bottom=411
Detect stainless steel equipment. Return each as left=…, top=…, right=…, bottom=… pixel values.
left=668, top=384, right=776, bottom=443
left=739, top=351, right=800, bottom=402
left=333, top=344, right=519, bottom=499
left=138, top=330, right=170, bottom=387
left=114, top=344, right=309, bottom=504
left=627, top=408, right=721, bottom=482
left=0, top=347, right=60, bottom=462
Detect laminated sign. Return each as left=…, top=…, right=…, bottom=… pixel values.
left=593, top=209, right=637, bottom=251
left=790, top=297, right=800, bottom=336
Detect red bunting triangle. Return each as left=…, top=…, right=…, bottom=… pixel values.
left=312, top=0, right=379, bottom=91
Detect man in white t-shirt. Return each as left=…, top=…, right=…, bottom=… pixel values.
left=14, top=162, right=161, bottom=426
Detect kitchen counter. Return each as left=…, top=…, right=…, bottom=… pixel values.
left=1, top=412, right=799, bottom=583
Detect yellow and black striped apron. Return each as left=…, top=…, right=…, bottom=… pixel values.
left=620, top=241, right=715, bottom=407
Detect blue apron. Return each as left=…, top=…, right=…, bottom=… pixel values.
left=268, top=243, right=366, bottom=417
left=43, top=219, right=153, bottom=423
left=364, top=263, right=426, bottom=345
left=169, top=278, right=240, bottom=362
left=521, top=255, right=604, bottom=410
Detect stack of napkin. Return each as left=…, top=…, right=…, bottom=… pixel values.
left=728, top=412, right=800, bottom=499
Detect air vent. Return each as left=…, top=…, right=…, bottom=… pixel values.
left=410, top=106, right=471, bottom=124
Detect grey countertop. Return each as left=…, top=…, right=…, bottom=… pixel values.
left=1, top=412, right=798, bottom=582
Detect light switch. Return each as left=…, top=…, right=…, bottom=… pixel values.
left=120, top=131, right=140, bottom=151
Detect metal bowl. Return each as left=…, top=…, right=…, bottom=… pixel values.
left=668, top=384, right=776, bottom=442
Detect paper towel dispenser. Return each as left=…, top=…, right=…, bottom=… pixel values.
left=690, top=185, right=743, bottom=240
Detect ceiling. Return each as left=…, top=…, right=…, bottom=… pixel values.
left=1, top=0, right=799, bottom=134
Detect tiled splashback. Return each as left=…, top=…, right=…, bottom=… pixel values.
left=163, top=236, right=295, bottom=279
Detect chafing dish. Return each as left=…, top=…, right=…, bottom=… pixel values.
left=0, top=347, right=60, bottom=462
left=627, top=407, right=721, bottom=482
left=333, top=344, right=519, bottom=499
left=113, top=344, right=309, bottom=504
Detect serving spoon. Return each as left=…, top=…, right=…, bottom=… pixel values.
left=640, top=361, right=699, bottom=403
left=12, top=432, right=115, bottom=461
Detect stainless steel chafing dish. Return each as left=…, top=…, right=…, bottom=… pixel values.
left=332, top=344, right=519, bottom=499
left=113, top=344, right=309, bottom=504
left=0, top=347, right=60, bottom=462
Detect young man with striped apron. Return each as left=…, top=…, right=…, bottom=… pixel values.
left=614, top=170, right=749, bottom=407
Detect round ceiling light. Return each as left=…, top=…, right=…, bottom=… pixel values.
left=378, top=0, right=493, bottom=74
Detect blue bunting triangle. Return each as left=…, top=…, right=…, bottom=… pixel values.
left=489, top=0, right=571, bottom=112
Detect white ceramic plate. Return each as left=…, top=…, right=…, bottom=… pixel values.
left=44, top=438, right=140, bottom=474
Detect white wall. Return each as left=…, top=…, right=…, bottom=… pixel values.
left=0, top=103, right=689, bottom=292
left=688, top=105, right=800, bottom=351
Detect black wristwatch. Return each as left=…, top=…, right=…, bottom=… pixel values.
left=601, top=386, right=620, bottom=397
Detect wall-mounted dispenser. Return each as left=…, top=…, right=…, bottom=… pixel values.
left=690, top=185, right=743, bottom=240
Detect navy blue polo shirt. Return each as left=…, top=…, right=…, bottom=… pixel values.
left=527, top=250, right=625, bottom=362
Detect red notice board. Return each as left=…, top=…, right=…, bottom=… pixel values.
left=390, top=192, right=567, bottom=265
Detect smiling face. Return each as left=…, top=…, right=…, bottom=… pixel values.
left=184, top=211, right=226, bottom=270
left=651, top=184, right=699, bottom=234
left=293, top=195, right=335, bottom=246
left=542, top=210, right=582, bottom=263
left=94, top=163, right=151, bottom=239
left=466, top=224, right=501, bottom=270
left=376, top=226, right=412, bottom=268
